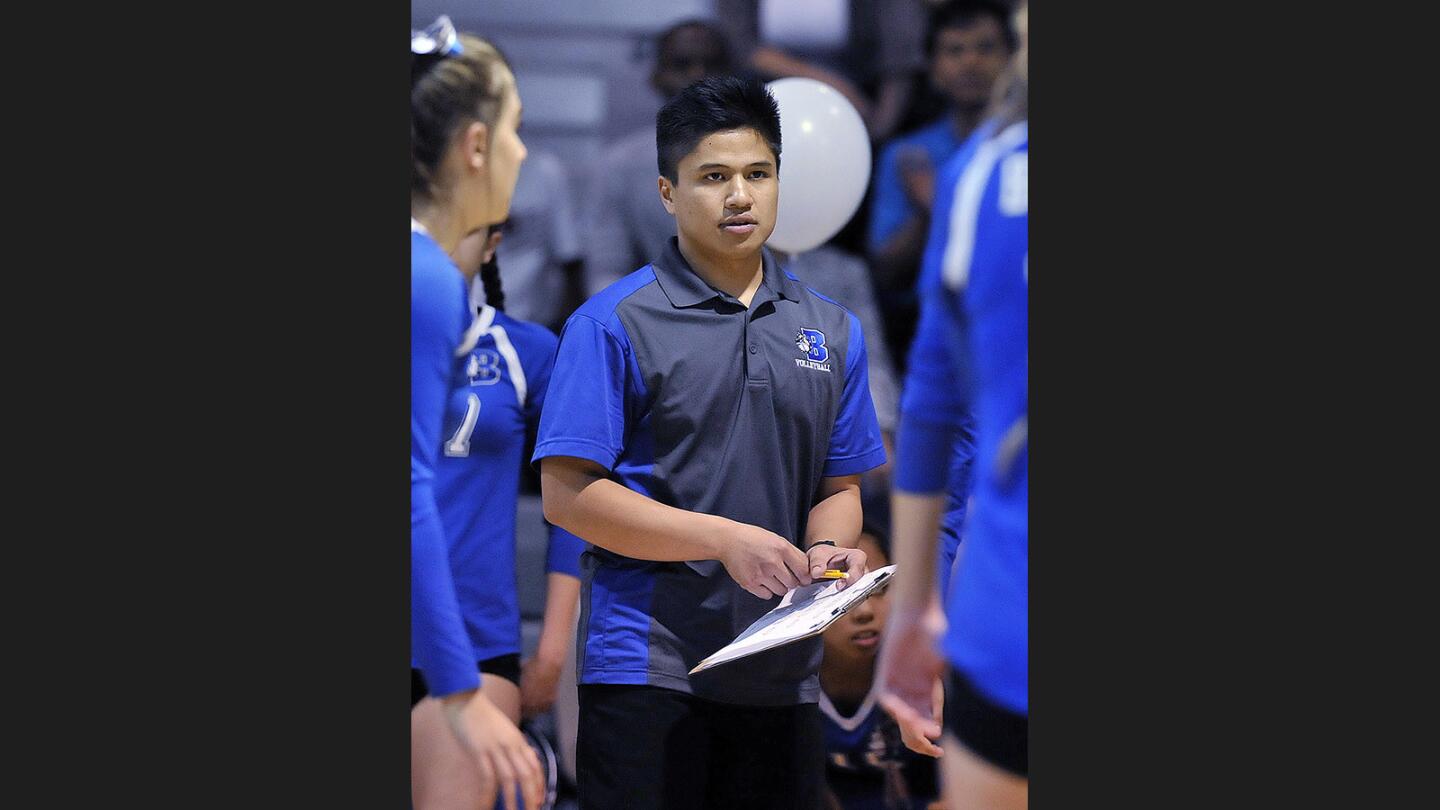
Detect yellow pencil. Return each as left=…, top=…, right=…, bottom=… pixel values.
left=819, top=569, right=849, bottom=580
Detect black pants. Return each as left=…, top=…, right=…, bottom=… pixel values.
left=577, top=684, right=824, bottom=810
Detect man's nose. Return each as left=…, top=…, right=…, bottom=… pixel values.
left=726, top=177, right=753, bottom=208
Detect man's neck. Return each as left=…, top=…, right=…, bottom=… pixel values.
left=677, top=235, right=765, bottom=307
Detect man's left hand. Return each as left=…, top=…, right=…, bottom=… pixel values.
left=806, top=543, right=868, bottom=591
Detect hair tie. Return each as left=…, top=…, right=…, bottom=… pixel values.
left=411, top=15, right=463, bottom=87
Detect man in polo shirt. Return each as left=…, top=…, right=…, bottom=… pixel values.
left=534, top=75, right=887, bottom=810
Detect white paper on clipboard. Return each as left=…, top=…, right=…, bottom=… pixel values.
left=689, top=565, right=896, bottom=675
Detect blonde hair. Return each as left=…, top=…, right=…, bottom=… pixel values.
left=411, top=33, right=515, bottom=201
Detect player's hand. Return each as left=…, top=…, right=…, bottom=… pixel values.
left=876, top=596, right=947, bottom=758
left=440, top=689, right=545, bottom=810
left=898, top=147, right=937, bottom=212
left=805, top=543, right=868, bottom=591
left=519, top=653, right=563, bottom=719
left=718, top=522, right=812, bottom=599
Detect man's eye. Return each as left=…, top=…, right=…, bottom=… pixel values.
left=705, top=172, right=725, bottom=181
left=748, top=171, right=769, bottom=180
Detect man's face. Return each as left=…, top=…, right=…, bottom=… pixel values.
left=652, top=26, right=730, bottom=100
left=660, top=127, right=778, bottom=263
left=930, top=17, right=1011, bottom=109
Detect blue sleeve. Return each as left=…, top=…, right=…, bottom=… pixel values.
left=545, top=524, right=587, bottom=578
left=934, top=414, right=977, bottom=598
left=532, top=314, right=632, bottom=471
left=824, top=313, right=888, bottom=477
left=894, top=296, right=975, bottom=493
left=411, top=265, right=479, bottom=697
left=866, top=141, right=912, bottom=253
left=895, top=174, right=975, bottom=495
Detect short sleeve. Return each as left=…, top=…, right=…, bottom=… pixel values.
left=823, top=313, right=887, bottom=477
left=532, top=314, right=632, bottom=472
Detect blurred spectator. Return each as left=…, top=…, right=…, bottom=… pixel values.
left=715, top=0, right=928, bottom=143
left=583, top=19, right=736, bottom=296
left=819, top=528, right=941, bottom=810
left=474, top=148, right=584, bottom=334
left=865, top=0, right=1015, bottom=371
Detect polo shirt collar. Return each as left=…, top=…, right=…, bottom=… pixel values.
left=651, top=236, right=804, bottom=309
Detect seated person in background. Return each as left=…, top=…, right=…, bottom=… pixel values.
left=866, top=0, right=1015, bottom=371
left=820, top=527, right=941, bottom=810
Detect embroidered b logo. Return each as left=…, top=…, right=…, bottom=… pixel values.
left=796, top=328, right=828, bottom=362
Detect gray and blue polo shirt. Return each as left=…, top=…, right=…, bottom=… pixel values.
left=533, top=237, right=886, bottom=706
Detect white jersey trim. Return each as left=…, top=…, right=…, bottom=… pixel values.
left=817, top=682, right=881, bottom=733
left=455, top=303, right=494, bottom=357
left=941, top=121, right=1028, bottom=292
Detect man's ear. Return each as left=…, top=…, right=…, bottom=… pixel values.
left=658, top=175, right=676, bottom=214
left=462, top=121, right=489, bottom=171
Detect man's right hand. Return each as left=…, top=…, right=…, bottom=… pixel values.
left=439, top=689, right=545, bottom=810
left=717, top=522, right=812, bottom=599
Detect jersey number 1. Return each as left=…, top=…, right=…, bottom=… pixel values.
left=444, top=394, right=480, bottom=457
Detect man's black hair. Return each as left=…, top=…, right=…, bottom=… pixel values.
left=655, top=74, right=781, bottom=181
left=925, top=0, right=1018, bottom=57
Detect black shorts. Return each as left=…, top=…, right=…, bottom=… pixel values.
left=945, top=668, right=1028, bottom=777
left=410, top=653, right=522, bottom=708
left=577, top=684, right=824, bottom=810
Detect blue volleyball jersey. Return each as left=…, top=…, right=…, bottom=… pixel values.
left=820, top=686, right=938, bottom=809
left=436, top=304, right=586, bottom=662
left=896, top=125, right=992, bottom=601
left=902, top=122, right=1028, bottom=715
left=412, top=225, right=482, bottom=697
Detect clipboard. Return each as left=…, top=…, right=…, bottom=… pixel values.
left=689, top=565, right=896, bottom=675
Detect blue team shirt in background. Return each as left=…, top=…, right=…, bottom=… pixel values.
left=867, top=118, right=966, bottom=253
left=411, top=227, right=482, bottom=697
left=436, top=304, right=585, bottom=664
left=820, top=686, right=939, bottom=809
left=899, top=122, right=1028, bottom=715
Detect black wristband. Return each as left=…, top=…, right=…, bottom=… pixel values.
left=807, top=540, right=838, bottom=551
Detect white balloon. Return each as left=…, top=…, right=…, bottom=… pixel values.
left=765, top=77, right=871, bottom=253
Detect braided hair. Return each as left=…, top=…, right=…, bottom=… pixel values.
left=478, top=222, right=506, bottom=312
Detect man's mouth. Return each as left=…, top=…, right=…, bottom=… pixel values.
left=720, top=215, right=758, bottom=235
